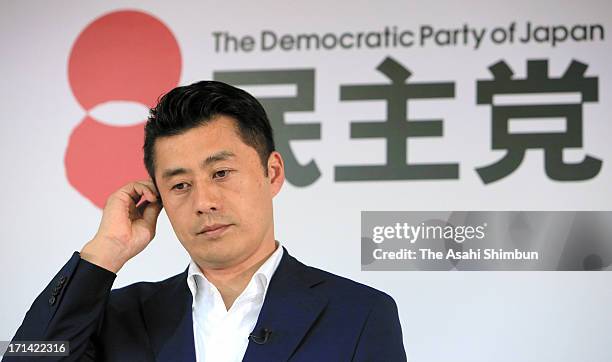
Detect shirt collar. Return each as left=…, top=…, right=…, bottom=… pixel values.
left=186, top=243, right=284, bottom=307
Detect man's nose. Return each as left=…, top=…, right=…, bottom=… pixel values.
left=192, top=181, right=220, bottom=214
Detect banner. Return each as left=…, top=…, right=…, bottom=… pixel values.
left=1, top=1, right=611, bottom=360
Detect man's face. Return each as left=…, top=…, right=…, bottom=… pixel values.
left=153, top=116, right=284, bottom=270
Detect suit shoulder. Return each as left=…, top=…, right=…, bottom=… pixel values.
left=300, top=263, right=395, bottom=305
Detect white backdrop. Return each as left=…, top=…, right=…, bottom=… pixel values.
left=1, top=1, right=611, bottom=361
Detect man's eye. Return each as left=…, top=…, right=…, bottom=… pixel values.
left=213, top=170, right=230, bottom=179
left=172, top=182, right=189, bottom=190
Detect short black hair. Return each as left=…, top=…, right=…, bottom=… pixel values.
left=144, top=80, right=275, bottom=180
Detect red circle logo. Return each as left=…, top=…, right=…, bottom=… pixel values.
left=65, top=10, right=182, bottom=208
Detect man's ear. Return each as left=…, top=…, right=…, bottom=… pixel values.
left=151, top=178, right=164, bottom=207
left=267, top=151, right=285, bottom=197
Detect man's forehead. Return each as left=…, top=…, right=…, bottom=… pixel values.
left=154, top=118, right=241, bottom=153
left=151, top=116, right=263, bottom=177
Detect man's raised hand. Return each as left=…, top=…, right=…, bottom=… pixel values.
left=80, top=181, right=163, bottom=273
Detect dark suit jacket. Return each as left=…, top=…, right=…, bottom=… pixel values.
left=4, top=248, right=406, bottom=361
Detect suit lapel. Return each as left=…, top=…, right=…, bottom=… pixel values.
left=243, top=249, right=328, bottom=362
left=142, top=271, right=196, bottom=362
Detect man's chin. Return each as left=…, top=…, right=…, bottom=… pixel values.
left=190, top=245, right=243, bottom=270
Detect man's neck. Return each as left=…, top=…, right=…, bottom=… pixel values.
left=199, top=241, right=277, bottom=311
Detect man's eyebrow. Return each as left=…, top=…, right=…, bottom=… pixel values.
left=160, top=151, right=236, bottom=180
left=161, top=167, right=189, bottom=180
left=202, top=150, right=235, bottom=167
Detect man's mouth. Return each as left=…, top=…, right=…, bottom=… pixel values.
left=196, top=224, right=232, bottom=238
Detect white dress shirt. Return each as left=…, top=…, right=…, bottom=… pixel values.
left=186, top=245, right=284, bottom=362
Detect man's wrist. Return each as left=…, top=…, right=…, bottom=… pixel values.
left=80, top=238, right=129, bottom=274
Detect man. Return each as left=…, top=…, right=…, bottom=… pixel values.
left=4, top=81, right=406, bottom=361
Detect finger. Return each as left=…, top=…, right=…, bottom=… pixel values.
left=120, top=182, right=158, bottom=205
left=139, top=179, right=160, bottom=196
left=140, top=200, right=162, bottom=227
left=134, top=182, right=159, bottom=204
left=136, top=180, right=162, bottom=207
